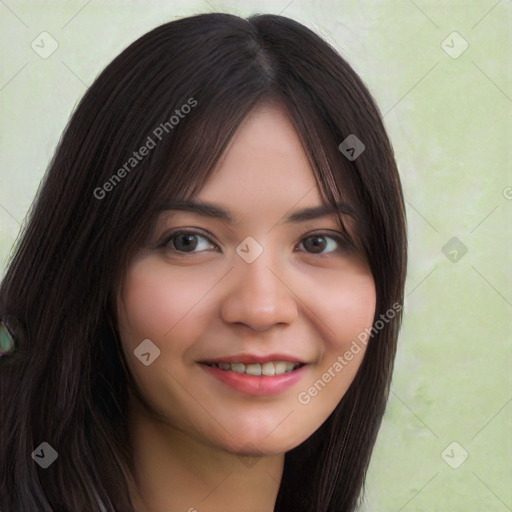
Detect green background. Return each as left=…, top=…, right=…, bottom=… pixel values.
left=1, top=1, right=511, bottom=510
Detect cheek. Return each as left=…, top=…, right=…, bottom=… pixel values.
left=116, top=259, right=218, bottom=412
left=294, top=266, right=375, bottom=411
left=117, top=258, right=215, bottom=345
left=333, top=278, right=376, bottom=344
left=304, top=264, right=376, bottom=348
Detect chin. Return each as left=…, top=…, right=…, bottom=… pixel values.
left=215, top=431, right=307, bottom=458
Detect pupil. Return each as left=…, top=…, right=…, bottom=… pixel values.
left=304, top=236, right=326, bottom=253
left=175, top=234, right=197, bottom=252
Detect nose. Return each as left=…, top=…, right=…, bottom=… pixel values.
left=219, top=247, right=298, bottom=332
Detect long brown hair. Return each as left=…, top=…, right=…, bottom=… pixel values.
left=0, top=13, right=407, bottom=512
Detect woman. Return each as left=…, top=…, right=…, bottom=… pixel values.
left=0, top=12, right=407, bottom=512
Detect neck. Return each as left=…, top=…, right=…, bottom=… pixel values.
left=127, top=399, right=284, bottom=512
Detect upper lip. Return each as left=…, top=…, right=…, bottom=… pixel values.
left=198, top=353, right=307, bottom=364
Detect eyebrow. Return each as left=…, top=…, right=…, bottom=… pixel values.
left=156, top=199, right=355, bottom=224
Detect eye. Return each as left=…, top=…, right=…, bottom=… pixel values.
left=160, top=230, right=218, bottom=254
left=158, top=230, right=350, bottom=256
left=297, top=232, right=350, bottom=255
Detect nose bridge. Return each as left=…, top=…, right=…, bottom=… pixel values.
left=220, top=239, right=298, bottom=330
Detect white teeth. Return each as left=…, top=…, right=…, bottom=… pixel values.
left=245, top=363, right=262, bottom=376
left=274, top=361, right=287, bottom=374
left=209, top=360, right=301, bottom=376
left=230, top=362, right=245, bottom=374
left=261, top=361, right=275, bottom=376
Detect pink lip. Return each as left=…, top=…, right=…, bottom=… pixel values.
left=200, top=363, right=308, bottom=396
left=199, top=353, right=306, bottom=364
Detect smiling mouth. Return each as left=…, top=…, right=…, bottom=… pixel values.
left=202, top=361, right=305, bottom=376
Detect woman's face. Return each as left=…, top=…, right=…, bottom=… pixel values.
left=116, top=103, right=376, bottom=456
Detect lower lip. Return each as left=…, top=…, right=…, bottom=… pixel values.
left=200, top=364, right=308, bottom=396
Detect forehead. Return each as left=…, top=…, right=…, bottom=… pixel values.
left=195, top=104, right=321, bottom=220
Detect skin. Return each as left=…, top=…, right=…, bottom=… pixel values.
left=116, top=103, right=376, bottom=512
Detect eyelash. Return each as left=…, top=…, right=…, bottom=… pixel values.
left=157, top=229, right=352, bottom=257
